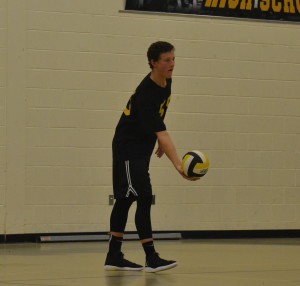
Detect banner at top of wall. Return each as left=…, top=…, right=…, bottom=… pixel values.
left=125, top=0, right=300, bottom=22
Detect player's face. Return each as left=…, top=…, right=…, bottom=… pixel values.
left=152, top=51, right=175, bottom=79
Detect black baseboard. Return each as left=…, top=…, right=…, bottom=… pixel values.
left=1, top=229, right=300, bottom=244
left=181, top=229, right=300, bottom=239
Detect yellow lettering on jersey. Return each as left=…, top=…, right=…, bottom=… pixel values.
left=124, top=101, right=131, bottom=116
left=159, top=100, right=166, bottom=117
left=159, top=96, right=171, bottom=117
left=124, top=107, right=130, bottom=116
left=166, top=96, right=171, bottom=108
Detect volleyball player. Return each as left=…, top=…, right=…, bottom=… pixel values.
left=104, top=41, right=198, bottom=273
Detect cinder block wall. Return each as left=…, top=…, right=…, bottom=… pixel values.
left=1, top=0, right=299, bottom=234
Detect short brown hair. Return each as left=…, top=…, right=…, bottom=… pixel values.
left=147, top=41, right=175, bottom=69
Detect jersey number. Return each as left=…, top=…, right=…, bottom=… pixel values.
left=124, top=96, right=171, bottom=117
left=124, top=99, right=131, bottom=116
left=159, top=96, right=171, bottom=117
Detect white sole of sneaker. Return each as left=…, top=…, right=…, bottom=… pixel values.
left=104, top=265, right=144, bottom=271
left=145, top=262, right=177, bottom=273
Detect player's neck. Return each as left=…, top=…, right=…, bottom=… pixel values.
left=150, top=71, right=167, bottom=88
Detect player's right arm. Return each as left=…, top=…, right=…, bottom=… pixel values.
left=156, top=131, right=199, bottom=181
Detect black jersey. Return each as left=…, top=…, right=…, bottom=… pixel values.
left=113, top=73, right=172, bottom=160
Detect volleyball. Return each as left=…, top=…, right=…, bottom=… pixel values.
left=181, top=150, right=210, bottom=177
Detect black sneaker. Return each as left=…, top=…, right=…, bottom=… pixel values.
left=145, top=252, right=177, bottom=273
left=104, top=252, right=143, bottom=271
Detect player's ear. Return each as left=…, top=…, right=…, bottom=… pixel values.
left=150, top=59, right=158, bottom=69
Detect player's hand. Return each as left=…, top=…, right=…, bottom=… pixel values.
left=155, top=145, right=165, bottom=158
left=176, top=165, right=200, bottom=181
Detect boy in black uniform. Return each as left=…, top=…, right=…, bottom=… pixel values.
left=104, top=41, right=198, bottom=273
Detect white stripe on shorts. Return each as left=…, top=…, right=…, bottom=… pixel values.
left=125, top=160, right=138, bottom=197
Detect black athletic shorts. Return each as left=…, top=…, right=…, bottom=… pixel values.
left=113, top=157, right=152, bottom=199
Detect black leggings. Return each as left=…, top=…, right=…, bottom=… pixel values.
left=110, top=195, right=153, bottom=240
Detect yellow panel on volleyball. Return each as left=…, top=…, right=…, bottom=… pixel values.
left=181, top=150, right=210, bottom=178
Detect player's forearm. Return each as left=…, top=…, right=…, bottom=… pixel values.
left=156, top=131, right=181, bottom=169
